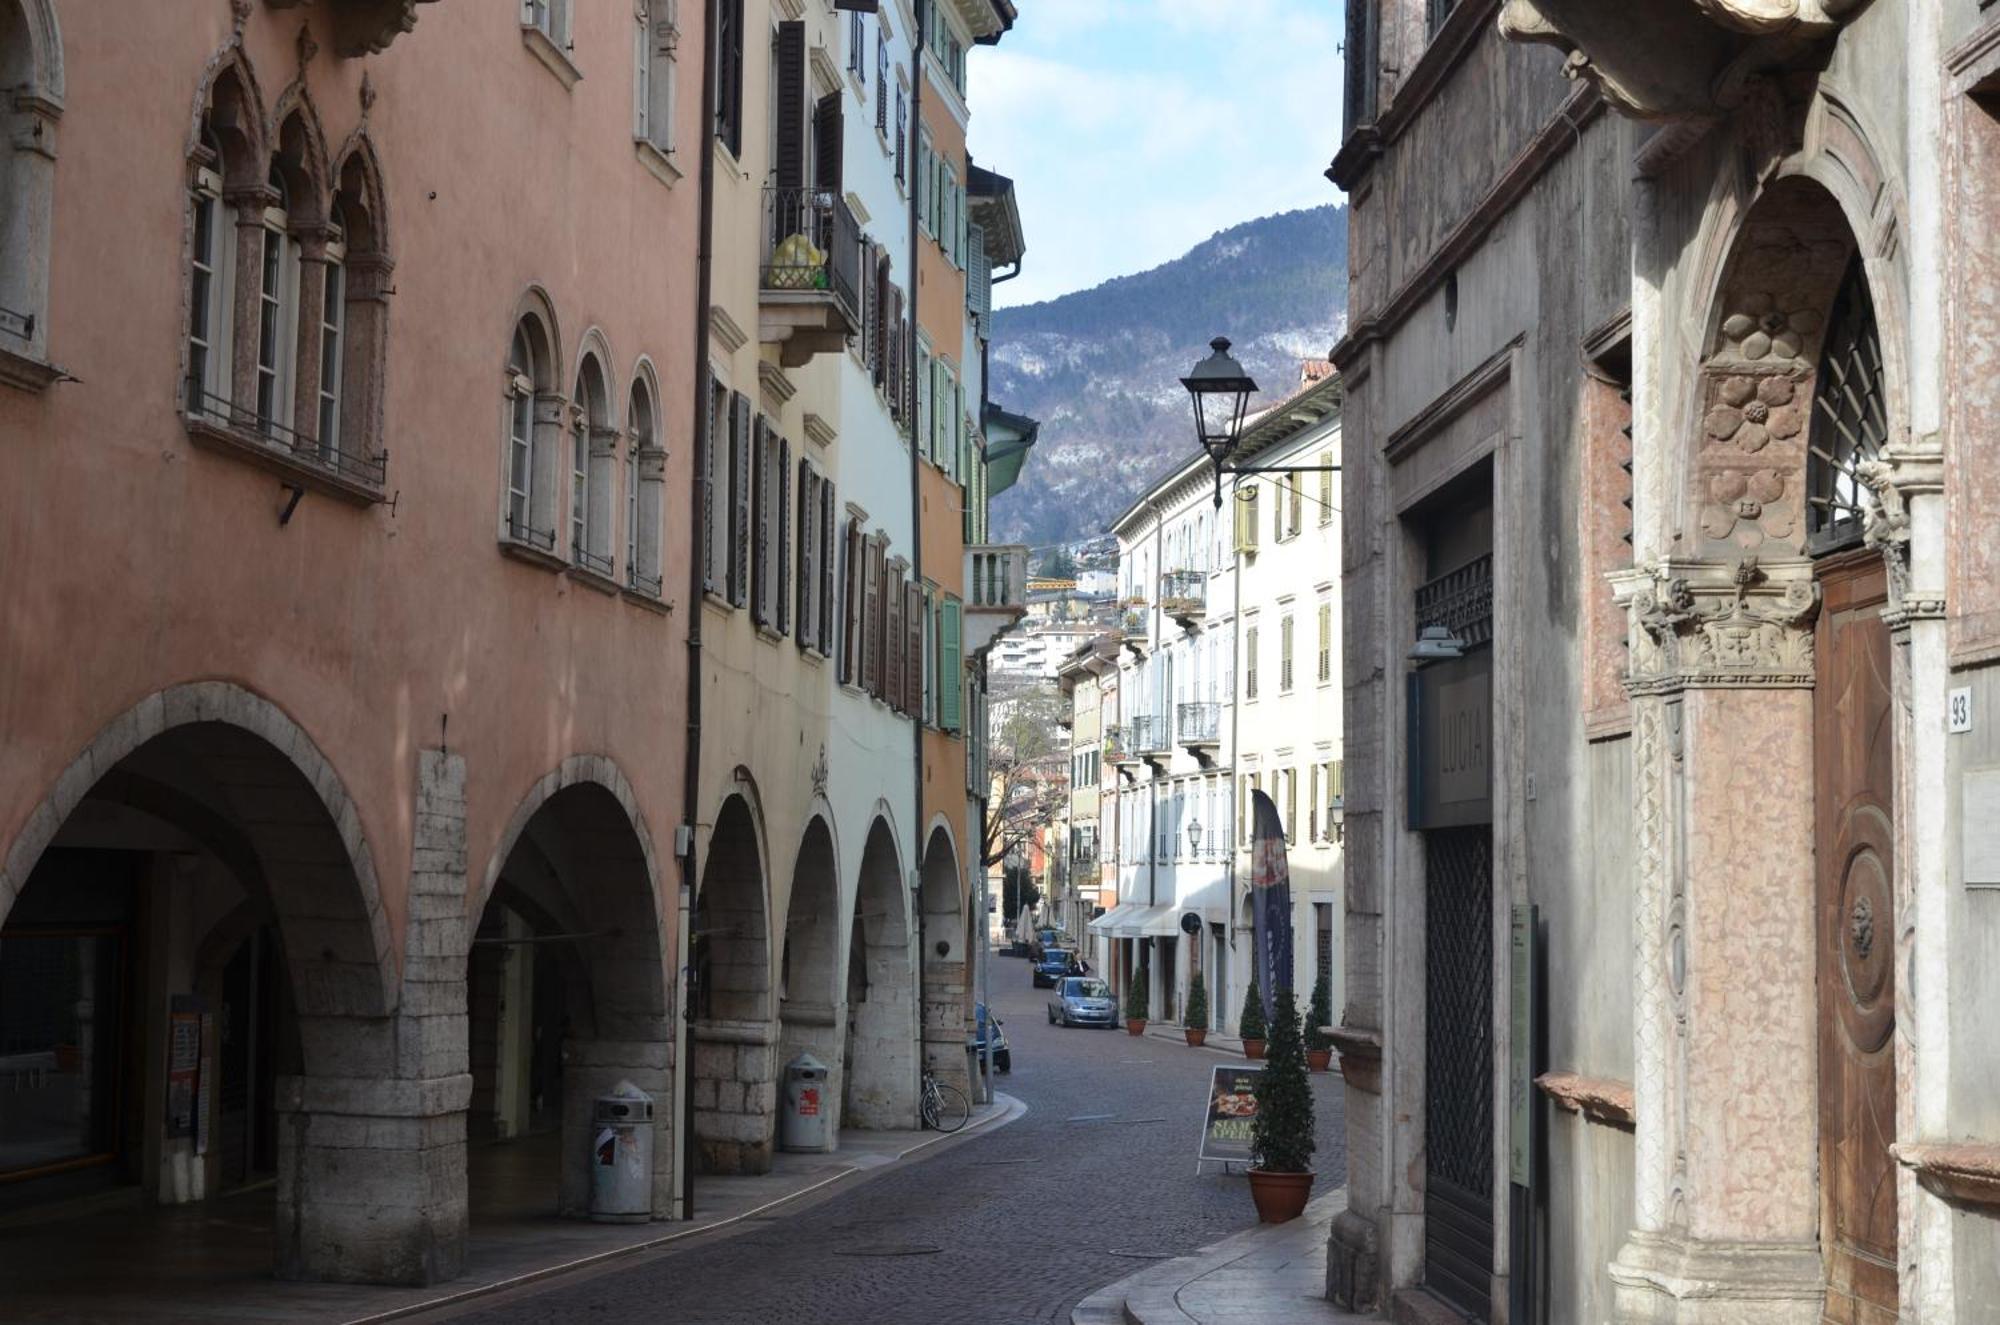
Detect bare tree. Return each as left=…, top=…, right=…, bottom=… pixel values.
left=981, top=683, right=1070, bottom=871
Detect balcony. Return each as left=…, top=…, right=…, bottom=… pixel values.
left=1130, top=714, right=1172, bottom=775
left=965, top=543, right=1029, bottom=656
left=1160, top=571, right=1206, bottom=628
left=1119, top=606, right=1149, bottom=659
left=759, top=186, right=862, bottom=367
left=1177, top=701, right=1221, bottom=767
left=1106, top=724, right=1142, bottom=780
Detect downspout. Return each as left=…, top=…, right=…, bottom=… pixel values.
left=1226, top=472, right=1244, bottom=1036
left=677, top=4, right=720, bottom=1223
left=908, top=0, right=928, bottom=1098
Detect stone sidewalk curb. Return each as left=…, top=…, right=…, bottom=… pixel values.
left=347, top=1092, right=1029, bottom=1325
left=1072, top=1189, right=1353, bottom=1325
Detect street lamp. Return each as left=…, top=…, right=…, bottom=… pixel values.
left=1187, top=818, right=1204, bottom=858
left=1181, top=334, right=1340, bottom=509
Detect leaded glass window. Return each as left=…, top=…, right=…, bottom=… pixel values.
left=1806, top=257, right=1888, bottom=555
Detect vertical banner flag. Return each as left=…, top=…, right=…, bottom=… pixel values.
left=1249, top=788, right=1294, bottom=1025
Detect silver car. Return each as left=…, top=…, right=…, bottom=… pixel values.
left=1046, top=976, right=1119, bottom=1028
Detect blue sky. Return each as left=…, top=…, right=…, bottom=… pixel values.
left=965, top=1, right=1347, bottom=309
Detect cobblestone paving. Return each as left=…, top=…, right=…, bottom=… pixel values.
left=443, top=958, right=1346, bottom=1325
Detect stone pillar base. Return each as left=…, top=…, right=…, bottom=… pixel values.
left=1610, top=1230, right=1824, bottom=1324
left=1325, top=1206, right=1381, bottom=1312
left=274, top=1073, right=471, bottom=1286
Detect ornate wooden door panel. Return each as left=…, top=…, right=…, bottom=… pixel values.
left=1813, top=554, right=1898, bottom=1324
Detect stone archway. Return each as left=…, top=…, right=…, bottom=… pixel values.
left=918, top=824, right=969, bottom=1097
left=1613, top=171, right=1912, bottom=1322
left=845, top=816, right=915, bottom=1129
left=0, top=683, right=451, bottom=1286
left=471, top=766, right=670, bottom=1219
left=692, top=792, right=774, bottom=1174
left=777, top=816, right=841, bottom=1146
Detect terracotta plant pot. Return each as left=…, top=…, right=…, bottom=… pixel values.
left=1184, top=1028, right=1207, bottom=1048
left=1126, top=1018, right=1147, bottom=1036
left=1242, top=1038, right=1266, bottom=1060
left=1306, top=1047, right=1332, bottom=1073
left=1247, top=1168, right=1315, bottom=1223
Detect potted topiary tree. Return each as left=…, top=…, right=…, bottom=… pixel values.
left=1305, top=973, right=1334, bottom=1072
left=1248, top=984, right=1316, bottom=1222
left=1184, top=971, right=1209, bottom=1048
left=1238, top=975, right=1268, bottom=1059
left=1125, top=964, right=1149, bottom=1036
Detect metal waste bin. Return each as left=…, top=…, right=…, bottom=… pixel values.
left=589, top=1082, right=654, bottom=1223
left=780, top=1053, right=831, bottom=1152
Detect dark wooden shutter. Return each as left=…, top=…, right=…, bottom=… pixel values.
left=819, top=480, right=836, bottom=656
left=774, top=21, right=806, bottom=193
left=863, top=535, right=882, bottom=697
left=797, top=462, right=815, bottom=649
left=716, top=0, right=745, bottom=156
left=777, top=436, right=792, bottom=636
left=905, top=581, right=924, bottom=722
left=750, top=415, right=770, bottom=625
left=700, top=369, right=719, bottom=595
left=814, top=93, right=843, bottom=194
left=842, top=517, right=862, bottom=683
left=886, top=566, right=904, bottom=711
left=730, top=392, right=751, bottom=608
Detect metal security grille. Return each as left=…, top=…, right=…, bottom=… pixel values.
left=1414, top=553, right=1494, bottom=651
left=1424, top=825, right=1494, bottom=1319
left=1806, top=256, right=1887, bottom=555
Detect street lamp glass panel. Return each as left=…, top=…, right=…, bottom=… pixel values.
left=1181, top=337, right=1258, bottom=466
left=1187, top=819, right=1203, bottom=854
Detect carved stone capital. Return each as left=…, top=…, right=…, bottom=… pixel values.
left=1855, top=450, right=1947, bottom=629
left=1497, top=0, right=1863, bottom=120
left=1616, top=558, right=1820, bottom=692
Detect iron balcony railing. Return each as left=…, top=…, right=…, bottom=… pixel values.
left=1160, top=570, right=1206, bottom=620
left=184, top=379, right=388, bottom=489
left=1131, top=713, right=1171, bottom=755
left=0, top=303, right=34, bottom=340
left=628, top=566, right=664, bottom=599
left=573, top=546, right=615, bottom=579
left=1177, top=700, right=1221, bottom=746
left=967, top=544, right=1028, bottom=610
left=761, top=186, right=861, bottom=327
left=1119, top=606, right=1148, bottom=637
left=1105, top=724, right=1137, bottom=763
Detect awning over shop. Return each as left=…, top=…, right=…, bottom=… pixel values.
left=1087, top=903, right=1183, bottom=939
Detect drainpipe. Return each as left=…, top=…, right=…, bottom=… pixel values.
left=1226, top=473, right=1244, bottom=1034
left=908, top=0, right=928, bottom=1102
left=677, top=5, right=720, bottom=1224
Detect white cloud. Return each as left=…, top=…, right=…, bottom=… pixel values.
left=968, top=1, right=1347, bottom=307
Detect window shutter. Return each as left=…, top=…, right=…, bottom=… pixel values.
left=774, top=22, right=807, bottom=193
left=730, top=393, right=752, bottom=608
left=905, top=581, right=923, bottom=722
left=814, top=92, right=843, bottom=194
left=1281, top=615, right=1294, bottom=690
left=1245, top=626, right=1258, bottom=700
left=863, top=535, right=882, bottom=697
left=716, top=0, right=745, bottom=156
left=917, top=140, right=930, bottom=232
left=940, top=597, right=962, bottom=731
left=819, top=479, right=836, bottom=656
left=777, top=436, right=792, bottom=636
left=886, top=566, right=905, bottom=711
left=797, top=463, right=815, bottom=649
left=841, top=517, right=862, bottom=684
left=916, top=347, right=931, bottom=458
left=701, top=370, right=720, bottom=595
left=751, top=415, right=770, bottom=626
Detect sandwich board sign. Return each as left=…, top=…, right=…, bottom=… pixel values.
left=1196, top=1064, right=1262, bottom=1173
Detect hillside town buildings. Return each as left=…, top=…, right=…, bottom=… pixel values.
left=0, top=0, right=1029, bottom=1295
left=1329, top=1, right=2000, bottom=1320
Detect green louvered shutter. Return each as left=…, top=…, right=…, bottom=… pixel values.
left=940, top=596, right=963, bottom=731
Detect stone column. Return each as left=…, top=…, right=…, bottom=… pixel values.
left=224, top=186, right=277, bottom=424
left=1609, top=559, right=1825, bottom=1323
left=290, top=224, right=333, bottom=451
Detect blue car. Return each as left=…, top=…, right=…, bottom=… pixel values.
left=1031, top=947, right=1081, bottom=988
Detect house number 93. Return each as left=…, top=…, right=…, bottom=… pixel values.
left=1948, top=687, right=1973, bottom=735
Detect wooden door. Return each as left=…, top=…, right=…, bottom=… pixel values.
left=1813, top=552, right=1898, bottom=1323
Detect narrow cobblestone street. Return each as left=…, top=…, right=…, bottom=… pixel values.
left=425, top=960, right=1346, bottom=1325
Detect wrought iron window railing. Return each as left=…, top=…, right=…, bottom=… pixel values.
left=627, top=566, right=664, bottom=598
left=573, top=546, right=615, bottom=579
left=184, top=378, right=387, bottom=489
left=761, top=185, right=861, bottom=325
left=1104, top=725, right=1131, bottom=761
left=1159, top=570, right=1206, bottom=616
left=1177, top=700, right=1220, bottom=745
left=1118, top=606, right=1148, bottom=637
left=0, top=303, right=34, bottom=340
left=1130, top=713, right=1171, bottom=754
left=505, top=512, right=557, bottom=554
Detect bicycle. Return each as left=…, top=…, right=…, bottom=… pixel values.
left=919, top=1069, right=969, bottom=1133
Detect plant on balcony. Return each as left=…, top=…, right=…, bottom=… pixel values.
left=1184, top=971, right=1209, bottom=1048
left=1125, top=964, right=1149, bottom=1035
left=1248, top=985, right=1317, bottom=1221
left=1239, top=976, right=1267, bottom=1058
left=1305, top=973, right=1334, bottom=1072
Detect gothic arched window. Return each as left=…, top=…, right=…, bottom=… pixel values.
left=1806, top=257, right=1889, bottom=555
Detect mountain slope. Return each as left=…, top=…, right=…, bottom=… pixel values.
left=988, top=204, right=1348, bottom=547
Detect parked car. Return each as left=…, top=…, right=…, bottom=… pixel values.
left=1047, top=976, right=1118, bottom=1028
left=1031, top=948, right=1081, bottom=988
left=972, top=1002, right=1011, bottom=1073
left=1027, top=926, right=1060, bottom=961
